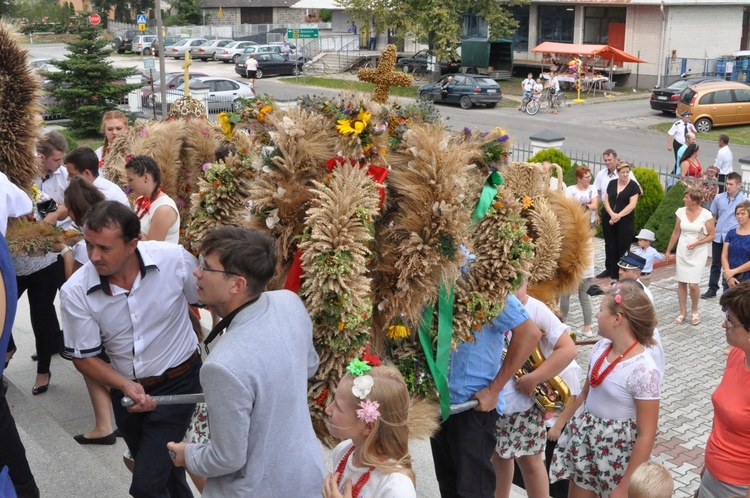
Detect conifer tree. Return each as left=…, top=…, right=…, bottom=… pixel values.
left=46, top=25, right=140, bottom=135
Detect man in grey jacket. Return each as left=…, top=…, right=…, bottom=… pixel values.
left=168, top=227, right=325, bottom=497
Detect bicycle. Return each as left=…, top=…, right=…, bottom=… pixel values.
left=400, top=64, right=429, bottom=82
left=532, top=89, right=567, bottom=114
left=302, top=60, right=331, bottom=76
left=346, top=56, right=376, bottom=74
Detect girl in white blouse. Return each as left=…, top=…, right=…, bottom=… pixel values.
left=550, top=279, right=660, bottom=498
left=125, top=155, right=180, bottom=244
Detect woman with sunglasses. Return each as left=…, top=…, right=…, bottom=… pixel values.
left=697, top=281, right=750, bottom=498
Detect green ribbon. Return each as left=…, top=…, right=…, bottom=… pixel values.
left=418, top=282, right=454, bottom=421
left=470, top=171, right=504, bottom=225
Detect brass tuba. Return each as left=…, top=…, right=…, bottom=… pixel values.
left=504, top=344, right=571, bottom=413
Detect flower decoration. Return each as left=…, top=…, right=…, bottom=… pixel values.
left=265, top=208, right=280, bottom=229
left=336, top=108, right=371, bottom=136
left=352, top=375, right=374, bottom=399
left=124, top=154, right=135, bottom=164
left=346, top=358, right=372, bottom=377
left=522, top=196, right=533, bottom=210
left=387, top=324, right=410, bottom=340
left=356, top=400, right=381, bottom=424
left=30, top=183, right=41, bottom=203
left=138, top=128, right=150, bottom=137
left=362, top=345, right=381, bottom=366
left=217, top=112, right=233, bottom=139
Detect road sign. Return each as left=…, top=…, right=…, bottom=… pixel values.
left=136, top=13, right=147, bottom=24
left=144, top=58, right=155, bottom=69
left=88, top=13, right=101, bottom=25
left=138, top=24, right=146, bottom=31
left=287, top=28, right=319, bottom=39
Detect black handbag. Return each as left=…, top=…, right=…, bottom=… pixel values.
left=36, top=199, right=58, bottom=217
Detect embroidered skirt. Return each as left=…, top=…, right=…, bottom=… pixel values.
left=549, top=409, right=637, bottom=498
left=495, top=405, right=547, bottom=458
left=183, top=402, right=210, bottom=444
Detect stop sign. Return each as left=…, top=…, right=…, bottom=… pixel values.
left=89, top=13, right=101, bottom=25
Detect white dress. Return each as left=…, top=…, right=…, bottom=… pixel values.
left=139, top=194, right=180, bottom=244
left=675, top=207, right=713, bottom=283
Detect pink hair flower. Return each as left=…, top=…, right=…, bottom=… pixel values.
left=139, top=128, right=150, bottom=137
left=356, top=400, right=380, bottom=424
left=614, top=294, right=622, bottom=304
left=202, top=162, right=212, bottom=172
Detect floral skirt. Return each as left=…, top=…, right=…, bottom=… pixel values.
left=549, top=409, right=637, bottom=498
left=495, top=405, right=547, bottom=458
left=183, top=402, right=210, bottom=444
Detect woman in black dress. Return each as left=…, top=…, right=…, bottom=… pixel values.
left=602, top=162, right=640, bottom=280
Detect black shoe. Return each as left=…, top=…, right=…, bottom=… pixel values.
left=74, top=432, right=117, bottom=445
left=595, top=270, right=609, bottom=279
left=32, top=372, right=51, bottom=395
left=114, top=429, right=124, bottom=438
left=31, top=352, right=38, bottom=361
left=587, top=284, right=605, bottom=297
left=701, top=290, right=717, bottom=299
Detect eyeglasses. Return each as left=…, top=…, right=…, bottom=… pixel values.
left=725, top=313, right=742, bottom=329
left=198, top=255, right=241, bottom=277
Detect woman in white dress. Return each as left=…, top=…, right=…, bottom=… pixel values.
left=124, top=155, right=180, bottom=244
left=665, top=187, right=715, bottom=326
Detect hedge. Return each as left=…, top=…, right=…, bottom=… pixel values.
left=644, top=181, right=686, bottom=252
left=632, top=167, right=664, bottom=235
left=528, top=148, right=571, bottom=181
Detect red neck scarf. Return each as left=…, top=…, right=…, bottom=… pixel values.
left=134, top=188, right=164, bottom=219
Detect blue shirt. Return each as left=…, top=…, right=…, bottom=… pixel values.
left=448, top=295, right=530, bottom=413
left=0, top=233, right=18, bottom=379
left=633, top=246, right=663, bottom=273
left=710, top=191, right=747, bottom=243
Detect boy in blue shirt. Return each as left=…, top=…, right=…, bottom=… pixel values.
left=633, top=229, right=664, bottom=287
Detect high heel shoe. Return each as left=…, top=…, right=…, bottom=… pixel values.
left=32, top=372, right=51, bottom=395
left=4, top=346, right=16, bottom=369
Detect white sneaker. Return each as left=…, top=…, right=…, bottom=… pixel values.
left=578, top=330, right=595, bottom=338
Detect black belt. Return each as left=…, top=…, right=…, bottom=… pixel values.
left=641, top=272, right=651, bottom=276
left=135, top=350, right=199, bottom=388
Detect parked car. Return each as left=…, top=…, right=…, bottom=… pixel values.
left=397, top=49, right=461, bottom=75
left=215, top=41, right=259, bottom=64
left=676, top=80, right=750, bottom=132
left=152, top=36, right=181, bottom=57
left=153, top=77, right=255, bottom=113
left=165, top=38, right=208, bottom=59
left=132, top=35, right=158, bottom=56
left=235, top=51, right=303, bottom=79
left=141, top=71, right=209, bottom=107
left=650, top=76, right=723, bottom=114
left=268, top=42, right=306, bottom=60
left=190, top=39, right=234, bottom=61
left=113, top=29, right=153, bottom=54
left=418, top=74, right=502, bottom=109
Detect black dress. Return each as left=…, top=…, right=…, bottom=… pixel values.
left=601, top=179, right=640, bottom=279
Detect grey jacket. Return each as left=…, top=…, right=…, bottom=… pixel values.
left=185, top=290, right=326, bottom=497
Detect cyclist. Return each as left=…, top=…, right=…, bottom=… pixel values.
left=533, top=77, right=544, bottom=103
left=545, top=71, right=561, bottom=114
left=519, top=72, right=535, bottom=112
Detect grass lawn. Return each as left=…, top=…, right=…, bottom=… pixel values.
left=649, top=122, right=750, bottom=146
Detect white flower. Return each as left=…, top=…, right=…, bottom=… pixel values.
left=272, top=187, right=286, bottom=199
left=265, top=208, right=280, bottom=229
left=352, top=375, right=374, bottom=399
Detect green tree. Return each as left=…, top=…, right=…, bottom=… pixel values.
left=336, top=0, right=526, bottom=58
left=165, top=0, right=202, bottom=26
left=46, top=25, right=139, bottom=136
left=93, top=0, right=154, bottom=22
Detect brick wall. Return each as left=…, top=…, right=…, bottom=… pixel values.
left=205, top=7, right=241, bottom=26
left=273, top=8, right=306, bottom=25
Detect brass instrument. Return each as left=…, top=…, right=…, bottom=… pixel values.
left=503, top=344, right=571, bottom=413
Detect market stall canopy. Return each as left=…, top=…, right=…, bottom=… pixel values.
left=531, top=42, right=646, bottom=63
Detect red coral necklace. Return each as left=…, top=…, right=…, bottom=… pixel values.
left=590, top=341, right=639, bottom=387
left=336, top=446, right=374, bottom=498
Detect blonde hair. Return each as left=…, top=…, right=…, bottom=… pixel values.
left=603, top=279, right=656, bottom=347
left=627, top=461, right=673, bottom=498
left=685, top=187, right=703, bottom=204
left=342, top=366, right=415, bottom=484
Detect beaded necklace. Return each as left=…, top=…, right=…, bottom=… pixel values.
left=590, top=341, right=639, bottom=387
left=335, top=446, right=374, bottom=498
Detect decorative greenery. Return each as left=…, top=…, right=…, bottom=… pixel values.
left=632, top=167, right=665, bottom=235
left=644, top=181, right=686, bottom=252
left=527, top=148, right=572, bottom=179
left=45, top=25, right=140, bottom=136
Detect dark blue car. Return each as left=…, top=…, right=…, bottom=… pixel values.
left=419, top=74, right=502, bottom=109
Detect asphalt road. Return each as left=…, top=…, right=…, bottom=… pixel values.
left=26, top=43, right=750, bottom=173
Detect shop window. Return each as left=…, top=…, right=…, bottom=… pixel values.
left=537, top=6, right=575, bottom=43
left=583, top=7, right=626, bottom=44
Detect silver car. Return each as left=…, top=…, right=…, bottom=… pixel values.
left=164, top=38, right=208, bottom=59
left=215, top=41, right=259, bottom=64
left=190, top=39, right=234, bottom=61
left=132, top=35, right=157, bottom=55
left=154, top=77, right=255, bottom=113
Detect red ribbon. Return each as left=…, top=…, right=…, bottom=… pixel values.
left=326, top=157, right=389, bottom=208
left=134, top=195, right=152, bottom=219
left=362, top=345, right=381, bottom=366
left=283, top=248, right=305, bottom=293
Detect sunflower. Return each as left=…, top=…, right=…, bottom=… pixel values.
left=336, top=108, right=371, bottom=136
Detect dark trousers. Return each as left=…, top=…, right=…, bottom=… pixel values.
left=707, top=241, right=724, bottom=292
left=430, top=409, right=500, bottom=498
left=6, top=260, right=63, bottom=375
left=672, top=139, right=682, bottom=167
left=110, top=357, right=201, bottom=498
left=0, top=392, right=39, bottom=498
left=717, top=174, right=727, bottom=194
left=367, top=36, right=376, bottom=50
left=602, top=219, right=635, bottom=280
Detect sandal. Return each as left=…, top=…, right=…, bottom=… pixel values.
left=692, top=313, right=701, bottom=326
left=673, top=314, right=686, bottom=325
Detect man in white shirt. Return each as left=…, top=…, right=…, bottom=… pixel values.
left=713, top=134, right=733, bottom=192
left=61, top=201, right=201, bottom=498
left=519, top=72, right=534, bottom=111
left=0, top=171, right=33, bottom=236
left=281, top=41, right=291, bottom=61
left=64, top=147, right=129, bottom=207
left=667, top=111, right=697, bottom=163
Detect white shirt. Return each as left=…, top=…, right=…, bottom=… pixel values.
left=245, top=58, right=259, bottom=71
left=522, top=78, right=534, bottom=92
left=635, top=278, right=665, bottom=382
left=586, top=340, right=660, bottom=421
left=139, top=194, right=180, bottom=244
left=0, top=172, right=33, bottom=236
left=61, top=241, right=200, bottom=378
left=667, top=119, right=697, bottom=145
left=714, top=145, right=733, bottom=175
left=502, top=296, right=569, bottom=414
left=93, top=175, right=129, bottom=206
left=593, top=167, right=639, bottom=199
left=35, top=167, right=73, bottom=229
left=565, top=184, right=598, bottom=224
left=548, top=76, right=560, bottom=92
left=331, top=440, right=416, bottom=498
left=545, top=359, right=583, bottom=428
